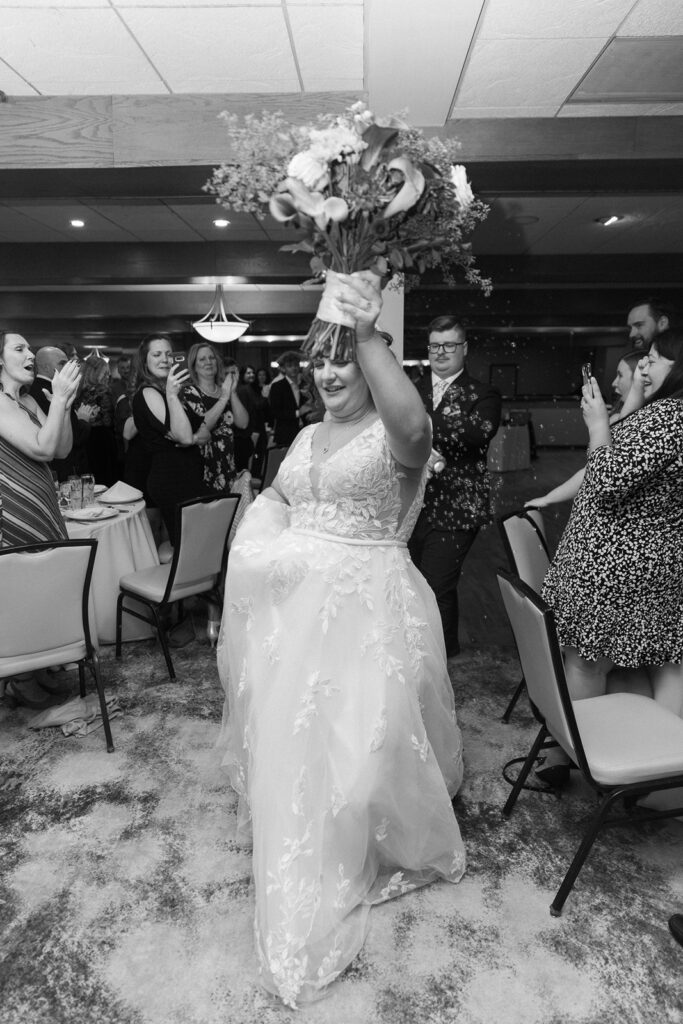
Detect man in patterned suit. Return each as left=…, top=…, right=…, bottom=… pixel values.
left=409, top=316, right=502, bottom=657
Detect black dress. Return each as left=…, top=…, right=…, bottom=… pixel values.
left=132, top=388, right=211, bottom=545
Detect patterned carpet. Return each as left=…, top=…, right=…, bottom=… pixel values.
left=1, top=630, right=682, bottom=1024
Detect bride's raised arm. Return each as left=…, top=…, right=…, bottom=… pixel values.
left=333, top=271, right=432, bottom=469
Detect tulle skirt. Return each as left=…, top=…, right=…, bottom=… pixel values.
left=217, top=496, right=465, bottom=1007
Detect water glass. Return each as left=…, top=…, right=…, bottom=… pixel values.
left=68, top=474, right=83, bottom=511
left=81, top=474, right=95, bottom=508
left=58, top=482, right=72, bottom=512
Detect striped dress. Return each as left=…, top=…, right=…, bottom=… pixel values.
left=0, top=402, right=68, bottom=548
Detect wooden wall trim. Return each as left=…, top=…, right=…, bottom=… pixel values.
left=0, top=93, right=682, bottom=169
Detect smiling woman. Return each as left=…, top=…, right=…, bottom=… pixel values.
left=0, top=332, right=76, bottom=549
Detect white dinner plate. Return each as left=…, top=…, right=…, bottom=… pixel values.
left=93, top=484, right=107, bottom=495
left=64, top=506, right=119, bottom=521
left=96, top=496, right=141, bottom=505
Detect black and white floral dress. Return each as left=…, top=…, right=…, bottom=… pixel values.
left=182, top=384, right=235, bottom=494
left=543, top=397, right=683, bottom=666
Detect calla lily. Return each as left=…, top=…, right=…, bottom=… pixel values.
left=269, top=193, right=298, bottom=222
left=382, top=157, right=425, bottom=219
left=283, top=178, right=326, bottom=221
left=360, top=123, right=399, bottom=171
left=322, top=197, right=349, bottom=224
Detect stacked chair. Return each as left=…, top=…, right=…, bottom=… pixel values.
left=497, top=508, right=550, bottom=721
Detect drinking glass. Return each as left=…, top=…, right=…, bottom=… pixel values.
left=68, top=475, right=83, bottom=511
left=58, top=482, right=72, bottom=512
left=81, top=473, right=95, bottom=508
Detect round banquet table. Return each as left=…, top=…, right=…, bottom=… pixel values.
left=64, top=499, right=160, bottom=643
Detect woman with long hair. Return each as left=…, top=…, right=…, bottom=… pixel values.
left=131, top=334, right=212, bottom=545
left=75, top=354, right=118, bottom=485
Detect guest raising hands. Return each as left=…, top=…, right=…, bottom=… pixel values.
left=182, top=343, right=248, bottom=493
left=0, top=332, right=79, bottom=548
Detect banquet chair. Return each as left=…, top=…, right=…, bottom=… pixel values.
left=0, top=540, right=114, bottom=752
left=115, top=494, right=240, bottom=679
left=256, top=445, right=288, bottom=494
left=497, top=569, right=683, bottom=916
left=498, top=508, right=551, bottom=722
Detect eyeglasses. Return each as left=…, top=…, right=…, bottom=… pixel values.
left=427, top=342, right=466, bottom=354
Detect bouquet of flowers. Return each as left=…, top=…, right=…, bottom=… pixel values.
left=206, top=101, right=490, bottom=359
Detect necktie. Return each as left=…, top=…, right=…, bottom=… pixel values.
left=432, top=379, right=449, bottom=410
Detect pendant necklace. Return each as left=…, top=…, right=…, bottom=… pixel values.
left=320, top=409, right=373, bottom=455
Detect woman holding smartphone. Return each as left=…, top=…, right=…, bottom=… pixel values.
left=543, top=330, right=683, bottom=717
left=131, top=334, right=213, bottom=545
left=182, top=344, right=249, bottom=493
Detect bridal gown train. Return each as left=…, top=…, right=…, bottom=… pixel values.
left=217, top=417, right=465, bottom=1007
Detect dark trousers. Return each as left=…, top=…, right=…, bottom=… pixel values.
left=408, top=516, right=478, bottom=657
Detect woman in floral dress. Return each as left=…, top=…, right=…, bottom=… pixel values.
left=217, top=274, right=465, bottom=1007
left=182, top=344, right=248, bottom=493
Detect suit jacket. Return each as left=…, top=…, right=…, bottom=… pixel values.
left=416, top=369, right=502, bottom=532
left=269, top=377, right=303, bottom=447
left=28, top=376, right=90, bottom=481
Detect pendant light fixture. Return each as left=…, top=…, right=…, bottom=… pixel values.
left=192, top=283, right=249, bottom=343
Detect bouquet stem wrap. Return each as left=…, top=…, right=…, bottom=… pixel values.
left=302, top=269, right=359, bottom=361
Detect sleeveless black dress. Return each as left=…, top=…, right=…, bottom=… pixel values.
left=132, top=389, right=211, bottom=544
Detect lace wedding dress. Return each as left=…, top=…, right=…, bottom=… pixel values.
left=217, top=418, right=465, bottom=1007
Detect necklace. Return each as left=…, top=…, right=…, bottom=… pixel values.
left=199, top=382, right=221, bottom=398
left=320, top=409, right=374, bottom=455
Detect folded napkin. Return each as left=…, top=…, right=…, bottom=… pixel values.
left=99, top=480, right=143, bottom=502
left=28, top=693, right=123, bottom=737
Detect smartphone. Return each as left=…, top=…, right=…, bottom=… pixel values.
left=171, top=352, right=187, bottom=371
left=581, top=362, right=594, bottom=397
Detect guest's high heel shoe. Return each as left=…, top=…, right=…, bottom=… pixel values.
left=206, top=602, right=221, bottom=649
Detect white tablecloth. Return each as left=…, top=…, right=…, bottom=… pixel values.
left=487, top=424, right=531, bottom=472
left=65, top=500, right=159, bottom=643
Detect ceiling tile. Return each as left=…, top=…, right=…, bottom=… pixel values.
left=0, top=204, right=72, bottom=242
left=472, top=195, right=588, bottom=254
left=0, top=59, right=40, bottom=96
left=455, top=37, right=608, bottom=108
left=479, top=0, right=635, bottom=38
left=367, top=0, right=483, bottom=126
left=288, top=5, right=363, bottom=91
left=165, top=202, right=267, bottom=241
left=4, top=200, right=138, bottom=241
left=527, top=194, right=683, bottom=254
left=557, top=101, right=663, bottom=116
left=119, top=6, right=300, bottom=92
left=83, top=200, right=204, bottom=241
left=0, top=8, right=165, bottom=94
left=451, top=105, right=561, bottom=118
left=569, top=38, right=683, bottom=102
left=618, top=0, right=683, bottom=36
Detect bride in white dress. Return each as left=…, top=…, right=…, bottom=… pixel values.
left=217, top=272, right=465, bottom=1007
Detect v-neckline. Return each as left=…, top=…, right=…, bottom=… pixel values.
left=308, top=417, right=380, bottom=497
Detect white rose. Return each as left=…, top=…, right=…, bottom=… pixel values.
left=450, top=164, right=474, bottom=208
left=287, top=150, right=329, bottom=191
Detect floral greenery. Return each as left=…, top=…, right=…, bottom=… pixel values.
left=206, top=102, right=491, bottom=356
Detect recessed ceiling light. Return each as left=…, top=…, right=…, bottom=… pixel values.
left=70, top=219, right=85, bottom=228
left=213, top=218, right=230, bottom=228
left=596, top=215, right=622, bottom=227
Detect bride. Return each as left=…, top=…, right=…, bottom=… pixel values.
left=217, top=272, right=465, bottom=1007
